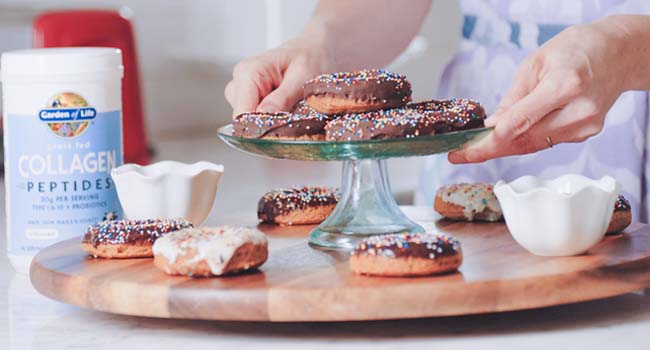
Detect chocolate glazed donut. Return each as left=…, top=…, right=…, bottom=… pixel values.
left=233, top=111, right=330, bottom=140
left=82, top=218, right=194, bottom=258
left=304, top=69, right=412, bottom=115
left=325, top=108, right=437, bottom=141
left=257, top=186, right=339, bottom=225
left=406, top=98, right=486, bottom=132
left=606, top=195, right=632, bottom=235
left=324, top=98, right=487, bottom=141
left=349, top=232, right=463, bottom=277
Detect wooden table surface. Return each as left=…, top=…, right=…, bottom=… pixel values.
left=29, top=206, right=650, bottom=322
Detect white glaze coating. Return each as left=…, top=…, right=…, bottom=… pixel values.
left=152, top=226, right=267, bottom=275
left=437, top=183, right=502, bottom=221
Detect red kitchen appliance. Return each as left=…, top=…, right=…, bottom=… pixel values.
left=33, top=10, right=150, bottom=164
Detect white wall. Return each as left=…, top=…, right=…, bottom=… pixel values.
left=0, top=0, right=461, bottom=143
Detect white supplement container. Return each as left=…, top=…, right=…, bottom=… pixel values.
left=1, top=48, right=124, bottom=273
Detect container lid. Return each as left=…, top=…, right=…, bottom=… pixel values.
left=1, top=47, right=123, bottom=82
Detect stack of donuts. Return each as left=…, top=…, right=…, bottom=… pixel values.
left=233, top=69, right=487, bottom=141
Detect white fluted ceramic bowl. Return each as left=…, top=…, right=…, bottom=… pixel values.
left=111, top=161, right=224, bottom=225
left=494, top=174, right=618, bottom=256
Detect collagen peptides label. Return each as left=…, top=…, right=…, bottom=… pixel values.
left=5, top=92, right=123, bottom=255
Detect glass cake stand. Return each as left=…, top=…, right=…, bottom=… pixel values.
left=217, top=124, right=491, bottom=249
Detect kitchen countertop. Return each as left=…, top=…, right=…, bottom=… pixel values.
left=2, top=134, right=650, bottom=350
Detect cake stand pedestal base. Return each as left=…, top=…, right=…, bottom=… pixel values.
left=308, top=159, right=425, bottom=249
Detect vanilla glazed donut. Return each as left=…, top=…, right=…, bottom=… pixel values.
left=153, top=226, right=268, bottom=277
left=82, top=218, right=193, bottom=258
left=258, top=186, right=339, bottom=225
left=233, top=111, right=330, bottom=140
left=606, top=195, right=632, bottom=235
left=434, top=183, right=502, bottom=222
left=350, top=232, right=463, bottom=277
left=303, top=69, right=412, bottom=115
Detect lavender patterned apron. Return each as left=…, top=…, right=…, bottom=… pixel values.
left=416, top=0, right=650, bottom=222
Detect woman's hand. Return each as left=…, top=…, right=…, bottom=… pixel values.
left=224, top=34, right=335, bottom=117
left=225, top=0, right=432, bottom=117
left=449, top=16, right=640, bottom=163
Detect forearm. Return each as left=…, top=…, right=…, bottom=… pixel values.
left=298, top=0, right=432, bottom=71
left=598, top=15, right=650, bottom=91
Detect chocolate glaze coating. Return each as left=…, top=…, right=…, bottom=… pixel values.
left=257, top=186, right=339, bottom=223
left=614, top=195, right=631, bottom=212
left=324, top=98, right=486, bottom=141
left=303, top=69, right=412, bottom=107
left=352, top=232, right=462, bottom=260
left=325, top=108, right=436, bottom=141
left=82, top=218, right=193, bottom=247
left=406, top=98, right=486, bottom=131
left=233, top=111, right=330, bottom=139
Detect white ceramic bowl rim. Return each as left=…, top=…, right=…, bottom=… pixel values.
left=112, top=160, right=224, bottom=180
left=494, top=174, right=617, bottom=198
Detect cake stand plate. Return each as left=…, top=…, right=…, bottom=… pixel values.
left=30, top=208, right=650, bottom=322
left=217, top=125, right=491, bottom=248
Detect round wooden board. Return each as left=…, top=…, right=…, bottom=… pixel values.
left=30, top=206, right=650, bottom=322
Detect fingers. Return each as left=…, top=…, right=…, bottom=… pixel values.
left=226, top=56, right=285, bottom=117
left=530, top=98, right=604, bottom=143
left=448, top=120, right=552, bottom=164
left=491, top=78, right=560, bottom=138
left=486, top=57, right=541, bottom=127
left=257, top=62, right=308, bottom=113
left=450, top=107, right=562, bottom=164
left=224, top=80, right=237, bottom=113
left=493, top=69, right=585, bottom=140
left=228, top=73, right=262, bottom=117
left=225, top=48, right=318, bottom=117
left=449, top=99, right=605, bottom=164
